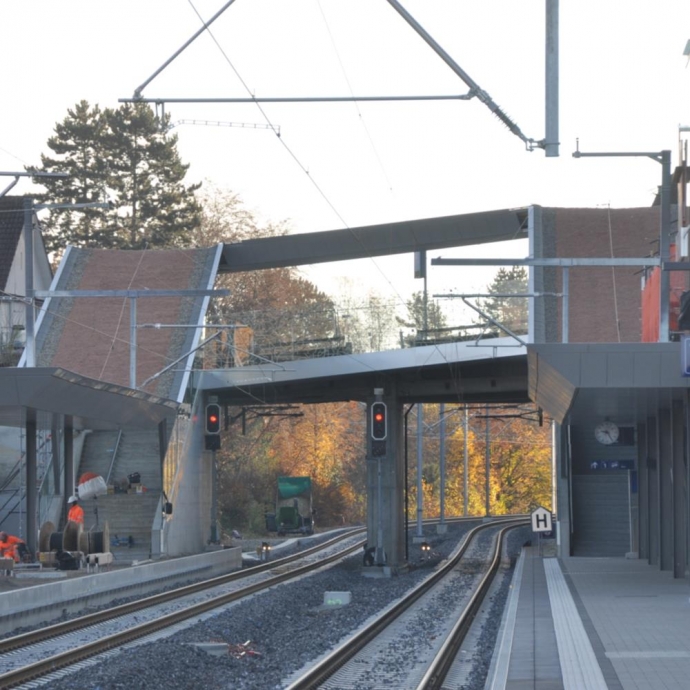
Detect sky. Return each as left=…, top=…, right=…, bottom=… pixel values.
left=2, top=0, right=690, bottom=320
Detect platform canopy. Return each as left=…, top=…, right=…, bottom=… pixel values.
left=0, top=367, right=179, bottom=430
left=528, top=343, right=690, bottom=425
left=198, top=338, right=529, bottom=406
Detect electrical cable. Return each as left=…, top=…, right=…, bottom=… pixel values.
left=184, top=0, right=418, bottom=324
left=315, top=0, right=394, bottom=193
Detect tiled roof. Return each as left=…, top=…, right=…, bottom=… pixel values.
left=37, top=247, right=219, bottom=400
left=0, top=197, right=24, bottom=290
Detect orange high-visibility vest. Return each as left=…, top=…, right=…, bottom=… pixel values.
left=68, top=504, right=84, bottom=524
left=0, top=535, right=25, bottom=562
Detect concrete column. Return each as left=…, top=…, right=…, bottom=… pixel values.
left=659, top=407, right=673, bottom=571
left=51, top=418, right=61, bottom=494
left=647, top=416, right=659, bottom=566
left=672, top=399, right=686, bottom=579
left=637, top=422, right=648, bottom=560
left=366, top=390, right=405, bottom=569
left=158, top=419, right=168, bottom=484
left=201, top=449, right=214, bottom=546
left=25, top=408, right=37, bottom=555
left=63, top=416, right=74, bottom=526
left=555, top=423, right=571, bottom=557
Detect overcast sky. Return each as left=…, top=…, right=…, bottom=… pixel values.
left=2, top=0, right=689, bottom=313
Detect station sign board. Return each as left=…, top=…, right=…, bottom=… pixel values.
left=531, top=506, right=553, bottom=533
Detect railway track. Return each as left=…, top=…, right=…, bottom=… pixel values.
left=286, top=519, right=527, bottom=690
left=0, top=529, right=365, bottom=689
left=0, top=517, right=526, bottom=689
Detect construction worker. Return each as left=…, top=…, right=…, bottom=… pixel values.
left=0, top=531, right=27, bottom=563
left=67, top=495, right=84, bottom=524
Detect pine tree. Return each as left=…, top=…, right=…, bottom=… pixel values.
left=31, top=100, right=201, bottom=255
left=104, top=103, right=201, bottom=249
left=397, top=290, right=448, bottom=345
left=479, top=266, right=528, bottom=335
left=32, top=100, right=111, bottom=252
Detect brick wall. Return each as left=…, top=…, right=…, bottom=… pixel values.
left=548, top=207, right=660, bottom=343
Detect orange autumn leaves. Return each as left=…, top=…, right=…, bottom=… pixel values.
left=216, top=402, right=552, bottom=532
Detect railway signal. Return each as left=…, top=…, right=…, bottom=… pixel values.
left=205, top=404, right=221, bottom=434
left=371, top=402, right=387, bottom=440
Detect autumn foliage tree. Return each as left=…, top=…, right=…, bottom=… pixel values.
left=196, top=189, right=550, bottom=535
left=405, top=405, right=552, bottom=521
left=196, top=188, right=367, bottom=532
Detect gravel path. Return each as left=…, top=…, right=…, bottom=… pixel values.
left=31, top=521, right=529, bottom=690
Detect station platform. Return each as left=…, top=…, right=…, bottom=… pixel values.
left=489, top=547, right=690, bottom=690
left=0, top=546, right=242, bottom=635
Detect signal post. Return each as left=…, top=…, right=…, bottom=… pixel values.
left=204, top=399, right=221, bottom=543
left=366, top=386, right=406, bottom=572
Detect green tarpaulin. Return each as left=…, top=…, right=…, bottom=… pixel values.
left=277, top=476, right=311, bottom=499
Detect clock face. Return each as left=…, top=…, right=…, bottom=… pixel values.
left=594, top=421, right=619, bottom=445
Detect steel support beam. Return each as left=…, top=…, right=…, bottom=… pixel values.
left=672, top=399, right=686, bottom=579
left=64, top=415, right=74, bottom=523
left=25, top=409, right=37, bottom=555
left=659, top=406, right=673, bottom=571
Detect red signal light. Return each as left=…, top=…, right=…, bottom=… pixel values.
left=205, top=404, right=221, bottom=434
left=371, top=402, right=387, bottom=440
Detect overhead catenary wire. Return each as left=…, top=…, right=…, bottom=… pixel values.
left=171, top=0, right=437, bottom=388
left=315, top=0, right=394, bottom=193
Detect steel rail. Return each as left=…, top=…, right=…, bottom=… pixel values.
left=417, top=522, right=519, bottom=689
left=0, top=536, right=365, bottom=688
left=0, top=528, right=364, bottom=655
left=285, top=519, right=527, bottom=689
left=0, top=516, right=528, bottom=687
left=0, top=516, right=517, bottom=656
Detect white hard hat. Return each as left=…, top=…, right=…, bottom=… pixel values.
left=68, top=495, right=78, bottom=504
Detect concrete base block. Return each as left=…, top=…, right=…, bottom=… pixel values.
left=188, top=642, right=228, bottom=657
left=86, top=552, right=114, bottom=566
left=323, top=591, right=351, bottom=606
left=362, top=566, right=392, bottom=579
left=625, top=551, right=639, bottom=559
left=16, top=571, right=66, bottom=579
left=436, top=523, right=448, bottom=534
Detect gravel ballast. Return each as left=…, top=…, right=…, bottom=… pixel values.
left=38, top=521, right=529, bottom=690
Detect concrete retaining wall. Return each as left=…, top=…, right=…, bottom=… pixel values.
left=0, top=546, right=242, bottom=634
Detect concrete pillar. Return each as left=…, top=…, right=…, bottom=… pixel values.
left=25, top=408, right=37, bottom=555
left=555, top=423, right=571, bottom=557
left=672, top=399, right=686, bottom=579
left=51, top=418, right=61, bottom=494
left=366, top=390, right=405, bottom=569
left=637, top=422, right=648, bottom=560
left=158, top=419, right=168, bottom=476
left=64, top=416, right=74, bottom=526
left=647, top=416, right=659, bottom=567
left=659, top=407, right=673, bottom=571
